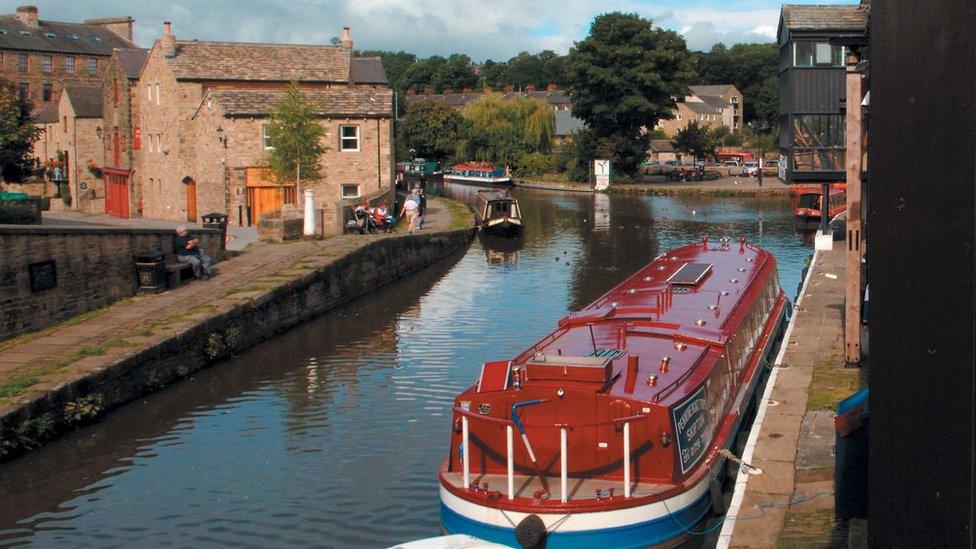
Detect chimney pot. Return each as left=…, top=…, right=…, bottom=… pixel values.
left=163, top=21, right=172, bottom=34
left=16, top=5, right=39, bottom=27
left=340, top=26, right=353, bottom=49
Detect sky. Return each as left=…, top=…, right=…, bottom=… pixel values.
left=29, top=0, right=853, bottom=59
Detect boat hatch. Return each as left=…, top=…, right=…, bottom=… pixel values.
left=667, top=262, right=713, bottom=286
left=477, top=360, right=511, bottom=393
left=524, top=354, right=613, bottom=384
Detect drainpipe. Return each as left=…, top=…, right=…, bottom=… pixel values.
left=376, top=118, right=382, bottom=191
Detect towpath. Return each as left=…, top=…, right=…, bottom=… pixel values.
left=0, top=197, right=474, bottom=456
left=719, top=244, right=864, bottom=547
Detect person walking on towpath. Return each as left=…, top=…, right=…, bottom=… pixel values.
left=174, top=225, right=215, bottom=279
left=417, top=188, right=428, bottom=229
left=400, top=189, right=420, bottom=233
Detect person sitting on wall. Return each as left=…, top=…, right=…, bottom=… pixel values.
left=174, top=225, right=214, bottom=279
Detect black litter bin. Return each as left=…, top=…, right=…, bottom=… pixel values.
left=134, top=250, right=166, bottom=294
left=200, top=212, right=229, bottom=253
left=835, top=388, right=868, bottom=520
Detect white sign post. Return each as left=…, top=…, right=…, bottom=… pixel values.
left=594, top=159, right=611, bottom=191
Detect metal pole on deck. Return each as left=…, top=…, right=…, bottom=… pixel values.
left=507, top=425, right=515, bottom=500
left=462, top=416, right=469, bottom=489
left=623, top=422, right=631, bottom=497
left=560, top=427, right=568, bottom=503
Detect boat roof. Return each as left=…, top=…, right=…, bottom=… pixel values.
left=511, top=240, right=776, bottom=406
left=454, top=162, right=499, bottom=170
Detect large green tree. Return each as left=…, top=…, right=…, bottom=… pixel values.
left=401, top=100, right=463, bottom=161
left=455, top=93, right=554, bottom=166
left=566, top=12, right=695, bottom=177
left=695, top=42, right=778, bottom=128
left=0, top=79, right=40, bottom=182
left=672, top=121, right=719, bottom=161
left=265, top=83, right=326, bottom=194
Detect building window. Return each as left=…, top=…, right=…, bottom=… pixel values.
left=731, top=97, right=738, bottom=104
left=65, top=56, right=74, bottom=74
left=155, top=83, right=160, bottom=105
left=147, top=83, right=151, bottom=101
left=794, top=42, right=844, bottom=68
left=62, top=116, right=67, bottom=132
left=42, top=83, right=52, bottom=102
left=88, top=58, right=98, bottom=75
left=42, top=55, right=52, bottom=73
left=791, top=114, right=845, bottom=172
left=340, top=125, right=359, bottom=151
left=341, top=184, right=360, bottom=198
left=676, top=114, right=681, bottom=121
left=113, top=79, right=119, bottom=106
left=17, top=53, right=27, bottom=72
left=262, top=124, right=274, bottom=150
left=17, top=82, right=28, bottom=102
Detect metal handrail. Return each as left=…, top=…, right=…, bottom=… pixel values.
left=452, top=406, right=653, bottom=429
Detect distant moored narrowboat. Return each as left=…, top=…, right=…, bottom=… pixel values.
left=445, top=162, right=513, bottom=186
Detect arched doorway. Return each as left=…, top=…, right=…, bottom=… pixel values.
left=183, top=176, right=197, bottom=222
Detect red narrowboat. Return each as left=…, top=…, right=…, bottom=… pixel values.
left=445, top=162, right=513, bottom=186
left=439, top=238, right=789, bottom=548
left=793, top=184, right=846, bottom=222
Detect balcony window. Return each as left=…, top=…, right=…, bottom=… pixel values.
left=794, top=42, right=844, bottom=67
left=792, top=150, right=845, bottom=172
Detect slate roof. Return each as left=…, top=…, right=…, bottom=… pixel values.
left=207, top=88, right=393, bottom=117
left=64, top=86, right=103, bottom=118
left=554, top=110, right=584, bottom=136
left=690, top=84, right=733, bottom=98
left=781, top=4, right=868, bottom=32
left=0, top=13, right=135, bottom=55
left=650, top=139, right=674, bottom=153
left=684, top=101, right=722, bottom=115
left=699, top=95, right=730, bottom=109
left=32, top=102, right=58, bottom=124
left=166, top=41, right=352, bottom=82
left=351, top=57, right=388, bottom=84
left=115, top=47, right=148, bottom=79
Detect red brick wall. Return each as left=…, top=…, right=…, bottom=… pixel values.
left=0, top=50, right=108, bottom=109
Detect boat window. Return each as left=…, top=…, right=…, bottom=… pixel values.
left=799, top=193, right=819, bottom=209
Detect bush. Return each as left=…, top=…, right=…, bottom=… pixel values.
left=516, top=152, right=559, bottom=178
left=0, top=199, right=41, bottom=224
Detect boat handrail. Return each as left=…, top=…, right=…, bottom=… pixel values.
left=452, top=406, right=653, bottom=429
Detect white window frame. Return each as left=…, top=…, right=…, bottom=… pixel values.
left=154, top=83, right=160, bottom=105
left=65, top=56, right=74, bottom=74
left=147, top=83, right=152, bottom=101
left=262, top=124, right=274, bottom=150
left=87, top=57, right=97, bottom=76
left=339, top=125, right=360, bottom=152
left=341, top=184, right=361, bottom=198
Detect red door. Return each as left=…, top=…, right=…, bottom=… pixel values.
left=104, top=169, right=130, bottom=218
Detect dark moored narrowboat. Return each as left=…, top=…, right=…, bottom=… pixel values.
left=476, top=190, right=523, bottom=238
left=793, top=184, right=846, bottom=222
left=439, top=237, right=790, bottom=548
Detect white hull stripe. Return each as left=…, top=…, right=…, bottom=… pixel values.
left=440, top=474, right=711, bottom=533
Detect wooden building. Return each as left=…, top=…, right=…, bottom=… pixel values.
left=776, top=4, right=868, bottom=183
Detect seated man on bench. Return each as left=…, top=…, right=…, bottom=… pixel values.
left=174, top=225, right=214, bottom=279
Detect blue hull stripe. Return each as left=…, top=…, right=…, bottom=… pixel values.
left=441, top=491, right=713, bottom=549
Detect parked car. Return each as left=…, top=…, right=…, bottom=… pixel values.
left=723, top=160, right=741, bottom=168
left=664, top=159, right=682, bottom=167
left=741, top=161, right=760, bottom=177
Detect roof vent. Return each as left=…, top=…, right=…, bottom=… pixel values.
left=19, top=30, right=31, bottom=36
left=44, top=31, right=55, bottom=38
left=667, top=262, right=713, bottom=286
left=91, top=35, right=102, bottom=42
left=67, top=33, right=78, bottom=39
left=0, top=29, right=7, bottom=35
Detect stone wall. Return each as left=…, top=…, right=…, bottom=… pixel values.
left=0, top=225, right=475, bottom=460
left=0, top=225, right=223, bottom=341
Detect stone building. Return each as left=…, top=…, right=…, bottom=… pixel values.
left=690, top=84, right=744, bottom=132
left=137, top=23, right=392, bottom=226
left=101, top=48, right=148, bottom=218
left=656, top=85, right=743, bottom=138
left=31, top=86, right=105, bottom=213
left=0, top=5, right=134, bottom=109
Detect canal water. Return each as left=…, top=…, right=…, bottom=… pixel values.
left=0, top=187, right=815, bottom=548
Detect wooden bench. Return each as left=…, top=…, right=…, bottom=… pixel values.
left=165, top=261, right=195, bottom=288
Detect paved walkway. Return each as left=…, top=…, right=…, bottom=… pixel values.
left=42, top=211, right=258, bottom=251
left=721, top=244, right=861, bottom=547
left=0, top=198, right=469, bottom=412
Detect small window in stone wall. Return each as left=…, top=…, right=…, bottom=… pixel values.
left=262, top=124, right=274, bottom=150
left=88, top=57, right=97, bottom=76
left=341, top=184, right=360, bottom=198
left=42, top=83, right=51, bottom=102
left=340, top=125, right=359, bottom=151
left=65, top=56, right=74, bottom=74
left=42, top=55, right=51, bottom=73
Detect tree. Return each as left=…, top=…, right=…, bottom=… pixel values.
left=695, top=42, right=778, bottom=127
left=672, top=121, right=718, bottom=162
left=0, top=79, right=40, bottom=182
left=432, top=54, right=478, bottom=91
left=566, top=12, right=696, bottom=176
left=455, top=94, right=554, bottom=167
left=357, top=50, right=417, bottom=91
left=265, top=83, right=326, bottom=194
left=401, top=100, right=463, bottom=161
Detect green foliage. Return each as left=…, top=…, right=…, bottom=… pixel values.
left=455, top=94, right=554, bottom=166
left=672, top=121, right=719, bottom=161
left=0, top=199, right=40, bottom=224
left=694, top=42, right=778, bottom=127
left=401, top=101, right=463, bottom=161
left=566, top=12, right=695, bottom=176
left=740, top=124, right=777, bottom=152
left=517, top=152, right=559, bottom=178
left=0, top=79, right=41, bottom=181
left=265, top=83, right=326, bottom=190
left=400, top=54, right=478, bottom=93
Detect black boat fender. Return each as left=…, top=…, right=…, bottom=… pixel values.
left=515, top=514, right=546, bottom=549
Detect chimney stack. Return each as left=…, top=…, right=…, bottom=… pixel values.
left=525, top=84, right=536, bottom=92
left=340, top=26, right=353, bottom=49
left=161, top=21, right=176, bottom=58
left=547, top=82, right=558, bottom=91
left=16, top=5, right=38, bottom=27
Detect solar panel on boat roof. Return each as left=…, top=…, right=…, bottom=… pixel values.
left=667, top=262, right=713, bottom=286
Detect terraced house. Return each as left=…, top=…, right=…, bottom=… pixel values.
left=0, top=5, right=134, bottom=108
left=138, top=23, right=393, bottom=227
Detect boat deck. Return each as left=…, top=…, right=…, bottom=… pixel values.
left=442, top=471, right=673, bottom=502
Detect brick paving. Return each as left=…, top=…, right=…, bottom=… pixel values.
left=0, top=198, right=466, bottom=413
left=721, top=244, right=853, bottom=548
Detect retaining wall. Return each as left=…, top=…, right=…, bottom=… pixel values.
left=0, top=225, right=474, bottom=460
left=0, top=225, right=224, bottom=342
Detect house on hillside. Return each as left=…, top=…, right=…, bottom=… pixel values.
left=656, top=85, right=743, bottom=138
left=136, top=23, right=393, bottom=226
left=777, top=3, right=868, bottom=183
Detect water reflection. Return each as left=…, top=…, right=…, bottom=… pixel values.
left=0, top=185, right=813, bottom=548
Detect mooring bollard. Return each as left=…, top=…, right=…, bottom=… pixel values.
left=303, top=189, right=316, bottom=237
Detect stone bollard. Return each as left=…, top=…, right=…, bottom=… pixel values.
left=303, top=189, right=316, bottom=237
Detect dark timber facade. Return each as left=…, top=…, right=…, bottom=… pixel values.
left=777, top=4, right=868, bottom=183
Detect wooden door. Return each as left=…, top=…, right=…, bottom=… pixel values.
left=247, top=186, right=284, bottom=225
left=105, top=171, right=129, bottom=218
left=185, top=177, right=197, bottom=222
